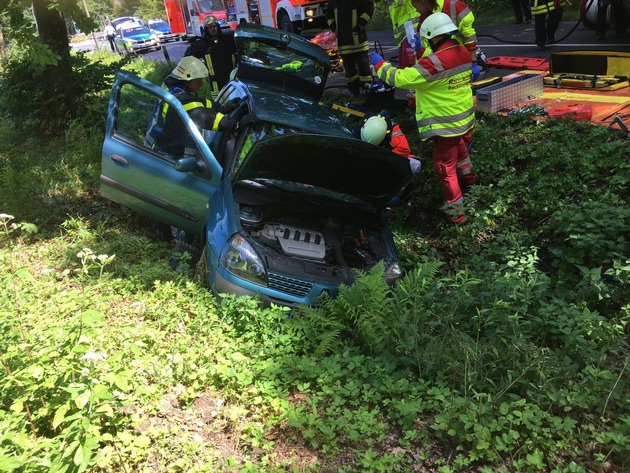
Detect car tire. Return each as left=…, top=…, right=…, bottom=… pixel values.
left=280, top=13, right=293, bottom=33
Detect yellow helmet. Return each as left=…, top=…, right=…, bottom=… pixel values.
left=170, top=56, right=209, bottom=81
left=360, top=116, right=388, bottom=145
left=203, top=15, right=219, bottom=27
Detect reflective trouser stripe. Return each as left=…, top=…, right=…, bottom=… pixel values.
left=457, top=156, right=473, bottom=175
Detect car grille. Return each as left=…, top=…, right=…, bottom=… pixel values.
left=268, top=272, right=312, bottom=298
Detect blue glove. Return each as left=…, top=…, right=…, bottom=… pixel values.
left=409, top=34, right=422, bottom=52
left=370, top=51, right=384, bottom=67
left=471, top=62, right=480, bottom=81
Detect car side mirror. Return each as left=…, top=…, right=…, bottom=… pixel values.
left=175, top=157, right=204, bottom=173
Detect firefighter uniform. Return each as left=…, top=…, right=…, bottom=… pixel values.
left=184, top=25, right=237, bottom=98
left=531, top=0, right=565, bottom=49
left=145, top=76, right=231, bottom=158
left=326, top=0, right=374, bottom=95
left=374, top=35, right=476, bottom=224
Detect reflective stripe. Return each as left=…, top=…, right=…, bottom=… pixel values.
left=417, top=118, right=475, bottom=141
left=457, top=156, right=473, bottom=174
left=445, top=196, right=464, bottom=215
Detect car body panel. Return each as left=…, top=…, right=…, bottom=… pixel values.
left=101, top=71, right=222, bottom=235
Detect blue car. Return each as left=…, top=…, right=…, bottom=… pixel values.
left=147, top=19, right=180, bottom=42
left=100, top=24, right=411, bottom=306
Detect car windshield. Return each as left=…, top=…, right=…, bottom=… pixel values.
left=198, top=0, right=225, bottom=13
left=150, top=21, right=169, bottom=30
left=239, top=40, right=325, bottom=85
left=123, top=26, right=148, bottom=36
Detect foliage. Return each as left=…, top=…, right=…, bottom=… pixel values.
left=0, top=55, right=629, bottom=472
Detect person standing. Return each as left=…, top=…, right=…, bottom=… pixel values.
left=104, top=22, right=117, bottom=52
left=511, top=0, right=532, bottom=24
left=531, top=0, right=565, bottom=50
left=374, top=0, right=421, bottom=68
left=370, top=13, right=477, bottom=224
left=184, top=15, right=237, bottom=98
left=326, top=0, right=375, bottom=96
left=407, top=0, right=479, bottom=80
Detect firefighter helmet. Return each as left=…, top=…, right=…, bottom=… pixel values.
left=420, top=12, right=460, bottom=40
left=360, top=115, right=388, bottom=145
left=203, top=15, right=219, bottom=27
left=169, top=56, right=209, bottom=81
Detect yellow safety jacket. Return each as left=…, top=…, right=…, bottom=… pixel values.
left=376, top=0, right=421, bottom=46
left=531, top=0, right=566, bottom=15
left=376, top=41, right=475, bottom=141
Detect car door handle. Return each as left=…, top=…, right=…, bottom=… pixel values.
left=110, top=154, right=129, bottom=167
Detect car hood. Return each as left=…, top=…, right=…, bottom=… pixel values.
left=234, top=134, right=412, bottom=209
left=126, top=32, right=153, bottom=40
left=234, top=24, right=329, bottom=102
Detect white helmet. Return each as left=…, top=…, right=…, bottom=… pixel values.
left=420, top=12, right=461, bottom=40
left=169, top=56, right=209, bottom=81
left=360, top=115, right=388, bottom=145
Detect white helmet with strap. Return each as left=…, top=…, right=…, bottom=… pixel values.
left=169, top=56, right=209, bottom=81
left=360, top=115, right=388, bottom=145
left=420, top=12, right=461, bottom=40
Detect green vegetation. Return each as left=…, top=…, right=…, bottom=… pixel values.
left=1, top=54, right=629, bottom=473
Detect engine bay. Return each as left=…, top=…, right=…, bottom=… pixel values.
left=237, top=202, right=392, bottom=282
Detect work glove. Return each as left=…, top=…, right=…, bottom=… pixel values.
left=218, top=115, right=238, bottom=132
left=408, top=34, right=422, bottom=53
left=239, top=112, right=258, bottom=128
left=222, top=97, right=241, bottom=114
left=471, top=62, right=480, bottom=81
left=370, top=52, right=385, bottom=71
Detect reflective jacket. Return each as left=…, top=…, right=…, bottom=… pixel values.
left=145, top=77, right=227, bottom=158
left=184, top=29, right=237, bottom=97
left=375, top=0, right=420, bottom=46
left=376, top=39, right=475, bottom=141
left=326, top=0, right=373, bottom=55
left=416, top=0, right=477, bottom=57
left=531, top=0, right=566, bottom=15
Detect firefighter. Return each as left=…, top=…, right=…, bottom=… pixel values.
left=145, top=56, right=254, bottom=158
left=370, top=13, right=477, bottom=224
left=531, top=0, right=565, bottom=50
left=326, top=0, right=374, bottom=96
left=184, top=15, right=237, bottom=98
left=374, top=0, right=421, bottom=68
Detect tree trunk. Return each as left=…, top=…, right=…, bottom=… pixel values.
left=32, top=0, right=72, bottom=63
left=0, top=29, right=7, bottom=64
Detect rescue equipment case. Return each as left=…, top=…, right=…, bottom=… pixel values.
left=476, top=73, right=544, bottom=112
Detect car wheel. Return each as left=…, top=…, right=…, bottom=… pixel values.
left=193, top=244, right=209, bottom=287
left=280, top=14, right=293, bottom=33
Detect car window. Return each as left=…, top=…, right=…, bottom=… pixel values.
left=122, top=26, right=148, bottom=37
left=115, top=83, right=199, bottom=164
left=198, top=0, right=225, bottom=13
left=239, top=41, right=324, bottom=87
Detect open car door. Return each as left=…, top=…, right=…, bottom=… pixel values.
left=100, top=71, right=223, bottom=235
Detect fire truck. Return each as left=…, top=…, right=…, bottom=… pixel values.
left=226, top=0, right=328, bottom=34
left=164, top=0, right=230, bottom=40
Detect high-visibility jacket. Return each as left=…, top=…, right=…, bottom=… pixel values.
left=385, top=123, right=415, bottom=159
left=145, top=77, right=227, bottom=158
left=184, top=29, right=237, bottom=97
left=531, top=0, right=566, bottom=15
left=374, top=0, right=420, bottom=46
left=376, top=39, right=474, bottom=141
left=326, top=0, right=373, bottom=55
left=416, top=0, right=477, bottom=57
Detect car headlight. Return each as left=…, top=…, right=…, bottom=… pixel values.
left=305, top=8, right=315, bottom=17
left=219, top=234, right=267, bottom=286
left=384, top=261, right=402, bottom=285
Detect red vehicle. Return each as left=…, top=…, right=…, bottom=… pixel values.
left=164, top=0, right=230, bottom=40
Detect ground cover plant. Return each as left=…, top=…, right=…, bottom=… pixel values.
left=0, top=55, right=629, bottom=472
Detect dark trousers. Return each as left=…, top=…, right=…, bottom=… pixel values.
left=534, top=8, right=563, bottom=46
left=341, top=51, right=372, bottom=95
left=596, top=0, right=626, bottom=36
left=107, top=35, right=116, bottom=52
left=511, top=0, right=532, bottom=22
